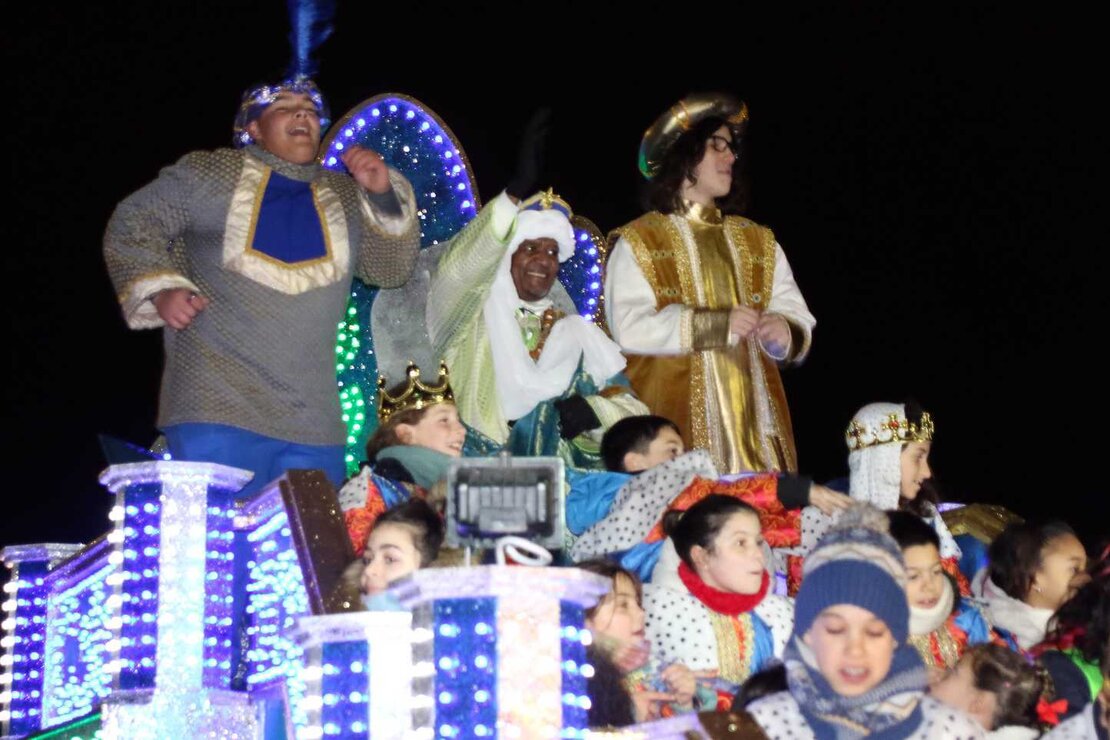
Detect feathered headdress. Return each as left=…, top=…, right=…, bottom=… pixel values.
left=232, top=0, right=336, bottom=147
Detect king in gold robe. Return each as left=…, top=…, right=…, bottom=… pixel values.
left=605, top=200, right=814, bottom=473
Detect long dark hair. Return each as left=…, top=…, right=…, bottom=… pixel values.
left=641, top=115, right=750, bottom=216
left=899, top=398, right=941, bottom=517
left=732, top=664, right=787, bottom=710
left=584, top=643, right=635, bottom=727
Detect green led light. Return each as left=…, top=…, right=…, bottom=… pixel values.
left=25, top=710, right=102, bottom=738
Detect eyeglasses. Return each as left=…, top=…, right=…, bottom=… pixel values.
left=707, top=134, right=740, bottom=155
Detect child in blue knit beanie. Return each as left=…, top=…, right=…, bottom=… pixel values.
left=746, top=504, right=986, bottom=739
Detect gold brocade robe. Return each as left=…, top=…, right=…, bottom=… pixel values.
left=609, top=203, right=811, bottom=473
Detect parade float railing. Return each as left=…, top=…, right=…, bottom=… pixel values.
left=0, top=463, right=353, bottom=739
left=1, top=459, right=616, bottom=740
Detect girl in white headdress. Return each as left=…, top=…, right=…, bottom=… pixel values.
left=798, top=400, right=967, bottom=595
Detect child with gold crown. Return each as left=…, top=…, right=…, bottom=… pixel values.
left=796, top=401, right=967, bottom=596
left=338, top=362, right=462, bottom=556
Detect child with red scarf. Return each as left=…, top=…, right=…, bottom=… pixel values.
left=643, top=495, right=794, bottom=709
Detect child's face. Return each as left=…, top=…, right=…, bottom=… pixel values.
left=693, top=510, right=765, bottom=595
left=1029, top=533, right=1087, bottom=610
left=903, top=543, right=946, bottom=611
left=900, top=441, right=932, bottom=500
left=360, top=522, right=421, bottom=596
left=396, top=403, right=466, bottom=458
left=624, top=426, right=685, bottom=472
left=586, top=573, right=646, bottom=649
left=803, top=604, right=896, bottom=697
left=929, top=657, right=997, bottom=730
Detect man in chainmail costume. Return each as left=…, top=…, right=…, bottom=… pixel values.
left=103, top=78, right=420, bottom=495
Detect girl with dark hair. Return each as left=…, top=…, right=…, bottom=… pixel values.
left=333, top=496, right=446, bottom=611
left=576, top=559, right=714, bottom=723
left=931, top=643, right=1058, bottom=738
left=1035, top=548, right=1110, bottom=722
left=974, top=521, right=1088, bottom=650
left=887, top=511, right=1001, bottom=672
left=642, top=495, right=794, bottom=709
left=357, top=498, right=444, bottom=604
left=605, top=93, right=815, bottom=476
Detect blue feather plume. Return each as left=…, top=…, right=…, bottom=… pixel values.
left=286, top=0, right=336, bottom=80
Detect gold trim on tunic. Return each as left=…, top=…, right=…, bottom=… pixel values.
left=908, top=623, right=963, bottom=669
left=708, top=610, right=757, bottom=685
left=612, top=210, right=799, bottom=472
left=221, top=156, right=351, bottom=295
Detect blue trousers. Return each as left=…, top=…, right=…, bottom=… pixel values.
left=163, top=423, right=346, bottom=498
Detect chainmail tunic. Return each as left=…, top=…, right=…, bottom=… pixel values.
left=104, top=145, right=420, bottom=445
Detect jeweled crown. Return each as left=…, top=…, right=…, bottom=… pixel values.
left=846, top=411, right=934, bottom=451
left=377, top=362, right=454, bottom=423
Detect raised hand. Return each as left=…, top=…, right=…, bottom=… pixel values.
left=341, top=146, right=391, bottom=194
left=506, top=108, right=552, bottom=200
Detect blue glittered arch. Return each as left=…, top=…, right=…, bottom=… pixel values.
left=320, top=93, right=481, bottom=473
left=564, top=215, right=608, bottom=325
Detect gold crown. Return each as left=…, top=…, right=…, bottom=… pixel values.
left=377, top=362, right=454, bottom=423
left=846, top=411, right=934, bottom=452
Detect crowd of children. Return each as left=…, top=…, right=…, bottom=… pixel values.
left=331, top=374, right=1107, bottom=737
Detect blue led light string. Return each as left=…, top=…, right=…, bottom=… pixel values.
left=243, top=510, right=311, bottom=730
left=41, top=563, right=115, bottom=728
left=319, top=640, right=370, bottom=738
left=116, top=484, right=161, bottom=692
left=559, top=600, right=592, bottom=738
left=203, top=488, right=238, bottom=689
left=431, top=598, right=498, bottom=739
left=560, top=219, right=607, bottom=324
left=4, top=560, right=50, bottom=736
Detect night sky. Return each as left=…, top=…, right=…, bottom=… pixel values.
left=6, top=4, right=1104, bottom=551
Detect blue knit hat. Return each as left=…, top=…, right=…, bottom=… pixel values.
left=794, top=504, right=910, bottom=643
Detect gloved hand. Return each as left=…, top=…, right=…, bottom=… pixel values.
left=506, top=107, right=552, bottom=200
left=554, top=394, right=600, bottom=440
